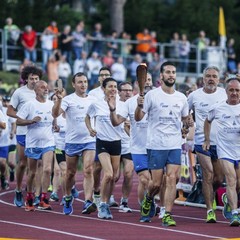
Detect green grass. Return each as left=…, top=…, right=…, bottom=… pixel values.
left=0, top=71, right=19, bottom=94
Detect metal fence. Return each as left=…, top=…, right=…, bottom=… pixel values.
left=0, top=28, right=227, bottom=79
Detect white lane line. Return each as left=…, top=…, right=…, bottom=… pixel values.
left=0, top=190, right=227, bottom=239
left=0, top=220, right=106, bottom=240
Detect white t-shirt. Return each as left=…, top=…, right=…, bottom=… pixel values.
left=17, top=99, right=55, bottom=148
left=117, top=101, right=130, bottom=155
left=143, top=87, right=189, bottom=150
left=87, top=98, right=121, bottom=141
left=188, top=87, right=227, bottom=145
left=208, top=102, right=240, bottom=160
left=54, top=114, right=66, bottom=150
left=111, top=63, right=127, bottom=82
left=118, top=94, right=148, bottom=154
left=10, top=85, right=36, bottom=135
left=0, top=109, right=9, bottom=147
left=61, top=93, right=96, bottom=144
left=88, top=86, right=104, bottom=100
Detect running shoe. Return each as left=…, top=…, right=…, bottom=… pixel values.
left=206, top=210, right=216, bottom=223
left=82, top=200, right=97, bottom=214
left=50, top=192, right=59, bottom=202
left=25, top=198, right=35, bottom=212
left=149, top=200, right=156, bottom=218
left=63, top=195, right=73, bottom=215
left=109, top=195, right=119, bottom=207
left=106, top=204, right=113, bottom=219
left=119, top=202, right=132, bottom=213
left=229, top=214, right=240, bottom=227
left=213, top=198, right=217, bottom=211
left=139, top=216, right=151, bottom=223
left=33, top=195, right=40, bottom=206
left=14, top=190, right=24, bottom=207
left=140, top=195, right=151, bottom=217
left=98, top=203, right=109, bottom=219
left=162, top=213, right=176, bottom=226
left=9, top=170, right=14, bottom=182
left=71, top=186, right=79, bottom=199
left=1, top=176, right=9, bottom=190
left=222, top=193, right=232, bottom=220
left=38, top=198, right=52, bottom=210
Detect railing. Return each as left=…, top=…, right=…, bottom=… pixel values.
left=0, top=28, right=227, bottom=79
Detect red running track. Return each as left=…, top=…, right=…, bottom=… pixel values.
left=0, top=173, right=239, bottom=240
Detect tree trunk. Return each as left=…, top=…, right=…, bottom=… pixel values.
left=109, top=0, right=127, bottom=35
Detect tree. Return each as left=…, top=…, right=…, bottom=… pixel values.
left=109, top=0, right=127, bottom=35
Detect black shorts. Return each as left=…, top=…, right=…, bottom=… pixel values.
left=8, top=144, right=16, bottom=153
left=96, top=138, right=121, bottom=156
left=55, top=149, right=66, bottom=164
left=121, top=153, right=132, bottom=161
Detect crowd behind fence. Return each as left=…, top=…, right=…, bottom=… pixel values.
left=0, top=28, right=227, bottom=81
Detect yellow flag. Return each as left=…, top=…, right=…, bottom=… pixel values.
left=219, top=7, right=226, bottom=36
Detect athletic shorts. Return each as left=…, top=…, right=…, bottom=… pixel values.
left=0, top=146, right=9, bottom=159
left=131, top=153, right=148, bottom=174
left=221, top=158, right=240, bottom=168
left=96, top=138, right=121, bottom=156
left=25, top=146, right=55, bottom=160
left=121, top=153, right=132, bottom=161
left=147, top=149, right=181, bottom=170
left=16, top=135, right=26, bottom=147
left=55, top=148, right=66, bottom=164
left=8, top=144, right=16, bottom=153
left=194, top=145, right=218, bottom=161
left=65, top=142, right=95, bottom=157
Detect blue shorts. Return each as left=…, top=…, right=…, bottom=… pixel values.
left=0, top=146, right=9, bottom=159
left=221, top=158, right=240, bottom=168
left=147, top=149, right=181, bottom=170
left=16, top=135, right=26, bottom=147
left=131, top=154, right=148, bottom=174
left=194, top=145, right=218, bottom=161
left=25, top=146, right=55, bottom=160
left=65, top=142, right=95, bottom=157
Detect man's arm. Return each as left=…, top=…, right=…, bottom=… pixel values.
left=134, top=95, right=145, bottom=121
left=7, top=105, right=17, bottom=118
left=85, top=114, right=97, bottom=137
left=52, top=91, right=64, bottom=118
left=16, top=116, right=41, bottom=126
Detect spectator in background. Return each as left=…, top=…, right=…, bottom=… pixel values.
left=88, top=23, right=104, bottom=56
left=72, top=21, right=86, bottom=60
left=179, top=33, right=190, bottom=73
left=47, top=21, right=59, bottom=50
left=170, top=32, right=180, bottom=68
left=120, top=32, right=133, bottom=65
left=107, top=31, right=118, bottom=55
left=58, top=55, right=72, bottom=88
left=40, top=28, right=55, bottom=72
left=21, top=25, right=37, bottom=63
left=227, top=38, right=237, bottom=74
left=128, top=54, right=142, bottom=84
left=47, top=50, right=61, bottom=82
left=136, top=28, right=151, bottom=59
left=111, top=56, right=127, bottom=85
left=102, top=50, right=115, bottom=68
left=193, top=30, right=210, bottom=70
left=73, top=51, right=88, bottom=75
left=59, top=25, right=74, bottom=65
left=87, top=52, right=103, bottom=89
left=4, top=17, right=20, bottom=59
left=147, top=31, right=158, bottom=62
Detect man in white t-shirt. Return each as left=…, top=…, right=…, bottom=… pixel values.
left=16, top=80, right=55, bottom=212
left=203, top=77, right=240, bottom=227
left=7, top=65, right=42, bottom=207
left=135, top=62, right=191, bottom=226
left=188, top=66, right=227, bottom=223
left=109, top=72, right=154, bottom=214
left=52, top=72, right=97, bottom=215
